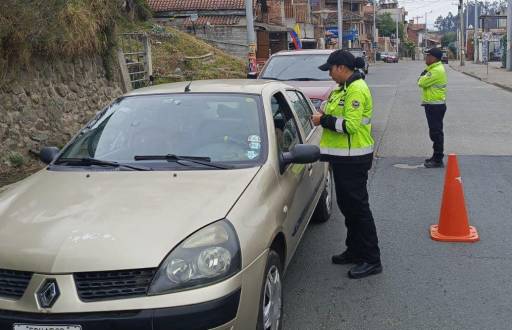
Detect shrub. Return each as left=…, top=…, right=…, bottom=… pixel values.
left=8, top=152, right=25, bottom=168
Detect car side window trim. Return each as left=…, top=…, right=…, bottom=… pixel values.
left=294, top=90, right=317, bottom=141
left=284, top=89, right=318, bottom=142
left=271, top=91, right=303, bottom=174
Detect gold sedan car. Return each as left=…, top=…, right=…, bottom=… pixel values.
left=0, top=80, right=333, bottom=330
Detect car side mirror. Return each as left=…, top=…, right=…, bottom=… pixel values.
left=281, top=144, right=320, bottom=172
left=247, top=72, right=258, bottom=79
left=39, top=147, right=60, bottom=164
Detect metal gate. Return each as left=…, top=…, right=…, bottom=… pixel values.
left=119, top=33, right=152, bottom=89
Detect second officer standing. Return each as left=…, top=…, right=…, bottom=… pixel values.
left=312, top=50, right=382, bottom=279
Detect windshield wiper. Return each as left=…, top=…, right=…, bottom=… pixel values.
left=133, top=154, right=233, bottom=170
left=287, top=78, right=322, bottom=81
left=54, top=157, right=152, bottom=171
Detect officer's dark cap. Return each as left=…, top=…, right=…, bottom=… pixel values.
left=424, top=47, right=443, bottom=60
left=319, top=50, right=356, bottom=71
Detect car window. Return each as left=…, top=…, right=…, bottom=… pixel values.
left=260, top=54, right=331, bottom=81
left=285, top=90, right=313, bottom=137
left=271, top=93, right=301, bottom=153
left=57, top=93, right=266, bottom=167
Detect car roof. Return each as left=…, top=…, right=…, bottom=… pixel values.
left=126, top=79, right=291, bottom=96
left=272, top=49, right=334, bottom=56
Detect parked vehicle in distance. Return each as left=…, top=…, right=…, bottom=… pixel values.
left=258, top=49, right=337, bottom=112
left=383, top=52, right=399, bottom=63
left=0, top=80, right=333, bottom=330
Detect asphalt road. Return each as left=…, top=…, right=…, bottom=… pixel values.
left=282, top=60, right=512, bottom=330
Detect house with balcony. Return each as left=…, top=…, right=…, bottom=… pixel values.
left=311, top=0, right=370, bottom=50
left=148, top=0, right=316, bottom=62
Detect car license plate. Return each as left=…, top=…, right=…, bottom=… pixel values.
left=14, top=324, right=81, bottom=330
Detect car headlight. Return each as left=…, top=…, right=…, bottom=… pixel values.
left=148, top=220, right=241, bottom=294
left=310, top=98, right=323, bottom=110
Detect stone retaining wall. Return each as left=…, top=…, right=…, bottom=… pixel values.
left=0, top=56, right=124, bottom=182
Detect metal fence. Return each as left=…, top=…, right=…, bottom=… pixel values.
left=119, top=33, right=152, bottom=89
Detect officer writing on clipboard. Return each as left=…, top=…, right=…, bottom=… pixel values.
left=311, top=50, right=382, bottom=279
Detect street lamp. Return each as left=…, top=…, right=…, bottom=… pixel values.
left=424, top=10, right=433, bottom=50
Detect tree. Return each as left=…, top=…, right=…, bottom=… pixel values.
left=434, top=12, right=458, bottom=32
left=441, top=32, right=457, bottom=47
left=377, top=13, right=404, bottom=40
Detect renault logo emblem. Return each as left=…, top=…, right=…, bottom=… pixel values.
left=37, top=279, right=60, bottom=308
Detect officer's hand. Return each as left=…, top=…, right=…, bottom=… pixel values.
left=311, top=114, right=322, bottom=126
left=420, top=70, right=428, bottom=76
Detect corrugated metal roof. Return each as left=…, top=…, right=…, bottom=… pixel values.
left=148, top=0, right=245, bottom=12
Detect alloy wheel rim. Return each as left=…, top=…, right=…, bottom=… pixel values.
left=262, top=265, right=282, bottom=330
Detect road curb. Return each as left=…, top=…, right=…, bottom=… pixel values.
left=450, top=65, right=512, bottom=93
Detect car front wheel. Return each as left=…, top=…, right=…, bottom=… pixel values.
left=312, top=166, right=333, bottom=223
left=257, top=250, right=283, bottom=330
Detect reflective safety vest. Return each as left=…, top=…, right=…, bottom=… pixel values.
left=319, top=76, right=374, bottom=157
left=418, top=61, right=447, bottom=105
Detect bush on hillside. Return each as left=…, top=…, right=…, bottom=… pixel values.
left=0, top=0, right=151, bottom=75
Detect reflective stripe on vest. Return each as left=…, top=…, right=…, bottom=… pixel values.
left=432, top=84, right=447, bottom=89
left=423, top=100, right=446, bottom=105
left=320, top=146, right=374, bottom=157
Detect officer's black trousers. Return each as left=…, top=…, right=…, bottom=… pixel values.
left=332, top=160, right=381, bottom=264
left=424, top=104, right=447, bottom=161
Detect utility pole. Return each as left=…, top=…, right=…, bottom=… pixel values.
left=338, top=0, right=343, bottom=49
left=474, top=1, right=478, bottom=63
left=465, top=2, right=469, bottom=54
left=459, top=0, right=465, bottom=65
left=396, top=7, right=399, bottom=54
left=245, top=0, right=257, bottom=76
left=373, top=0, right=377, bottom=62
left=425, top=11, right=429, bottom=50
left=507, top=0, right=512, bottom=70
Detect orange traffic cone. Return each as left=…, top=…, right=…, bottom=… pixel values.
left=430, top=154, right=479, bottom=242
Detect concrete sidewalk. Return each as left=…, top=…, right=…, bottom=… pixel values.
left=450, top=61, right=512, bottom=92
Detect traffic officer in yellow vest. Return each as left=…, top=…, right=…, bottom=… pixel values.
left=312, top=50, right=382, bottom=279
left=418, top=48, right=448, bottom=168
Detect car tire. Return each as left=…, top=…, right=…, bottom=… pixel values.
left=257, top=250, right=283, bottom=330
left=312, top=166, right=333, bottom=223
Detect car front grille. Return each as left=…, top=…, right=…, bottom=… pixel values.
left=0, top=268, right=33, bottom=299
left=74, top=268, right=157, bottom=302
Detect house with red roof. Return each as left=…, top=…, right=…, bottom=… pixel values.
left=147, top=0, right=316, bottom=60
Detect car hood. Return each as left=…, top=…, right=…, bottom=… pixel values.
left=0, top=167, right=260, bottom=273
left=283, top=80, right=336, bottom=100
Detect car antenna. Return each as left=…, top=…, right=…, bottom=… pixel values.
left=184, top=81, right=192, bottom=92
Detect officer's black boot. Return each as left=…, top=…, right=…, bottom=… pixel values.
left=424, top=157, right=444, bottom=168
left=348, top=261, right=383, bottom=279
left=332, top=251, right=361, bottom=265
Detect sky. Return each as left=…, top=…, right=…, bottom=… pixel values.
left=398, top=0, right=459, bottom=28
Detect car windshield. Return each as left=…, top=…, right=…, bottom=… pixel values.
left=260, top=54, right=331, bottom=81
left=56, top=93, right=265, bottom=169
